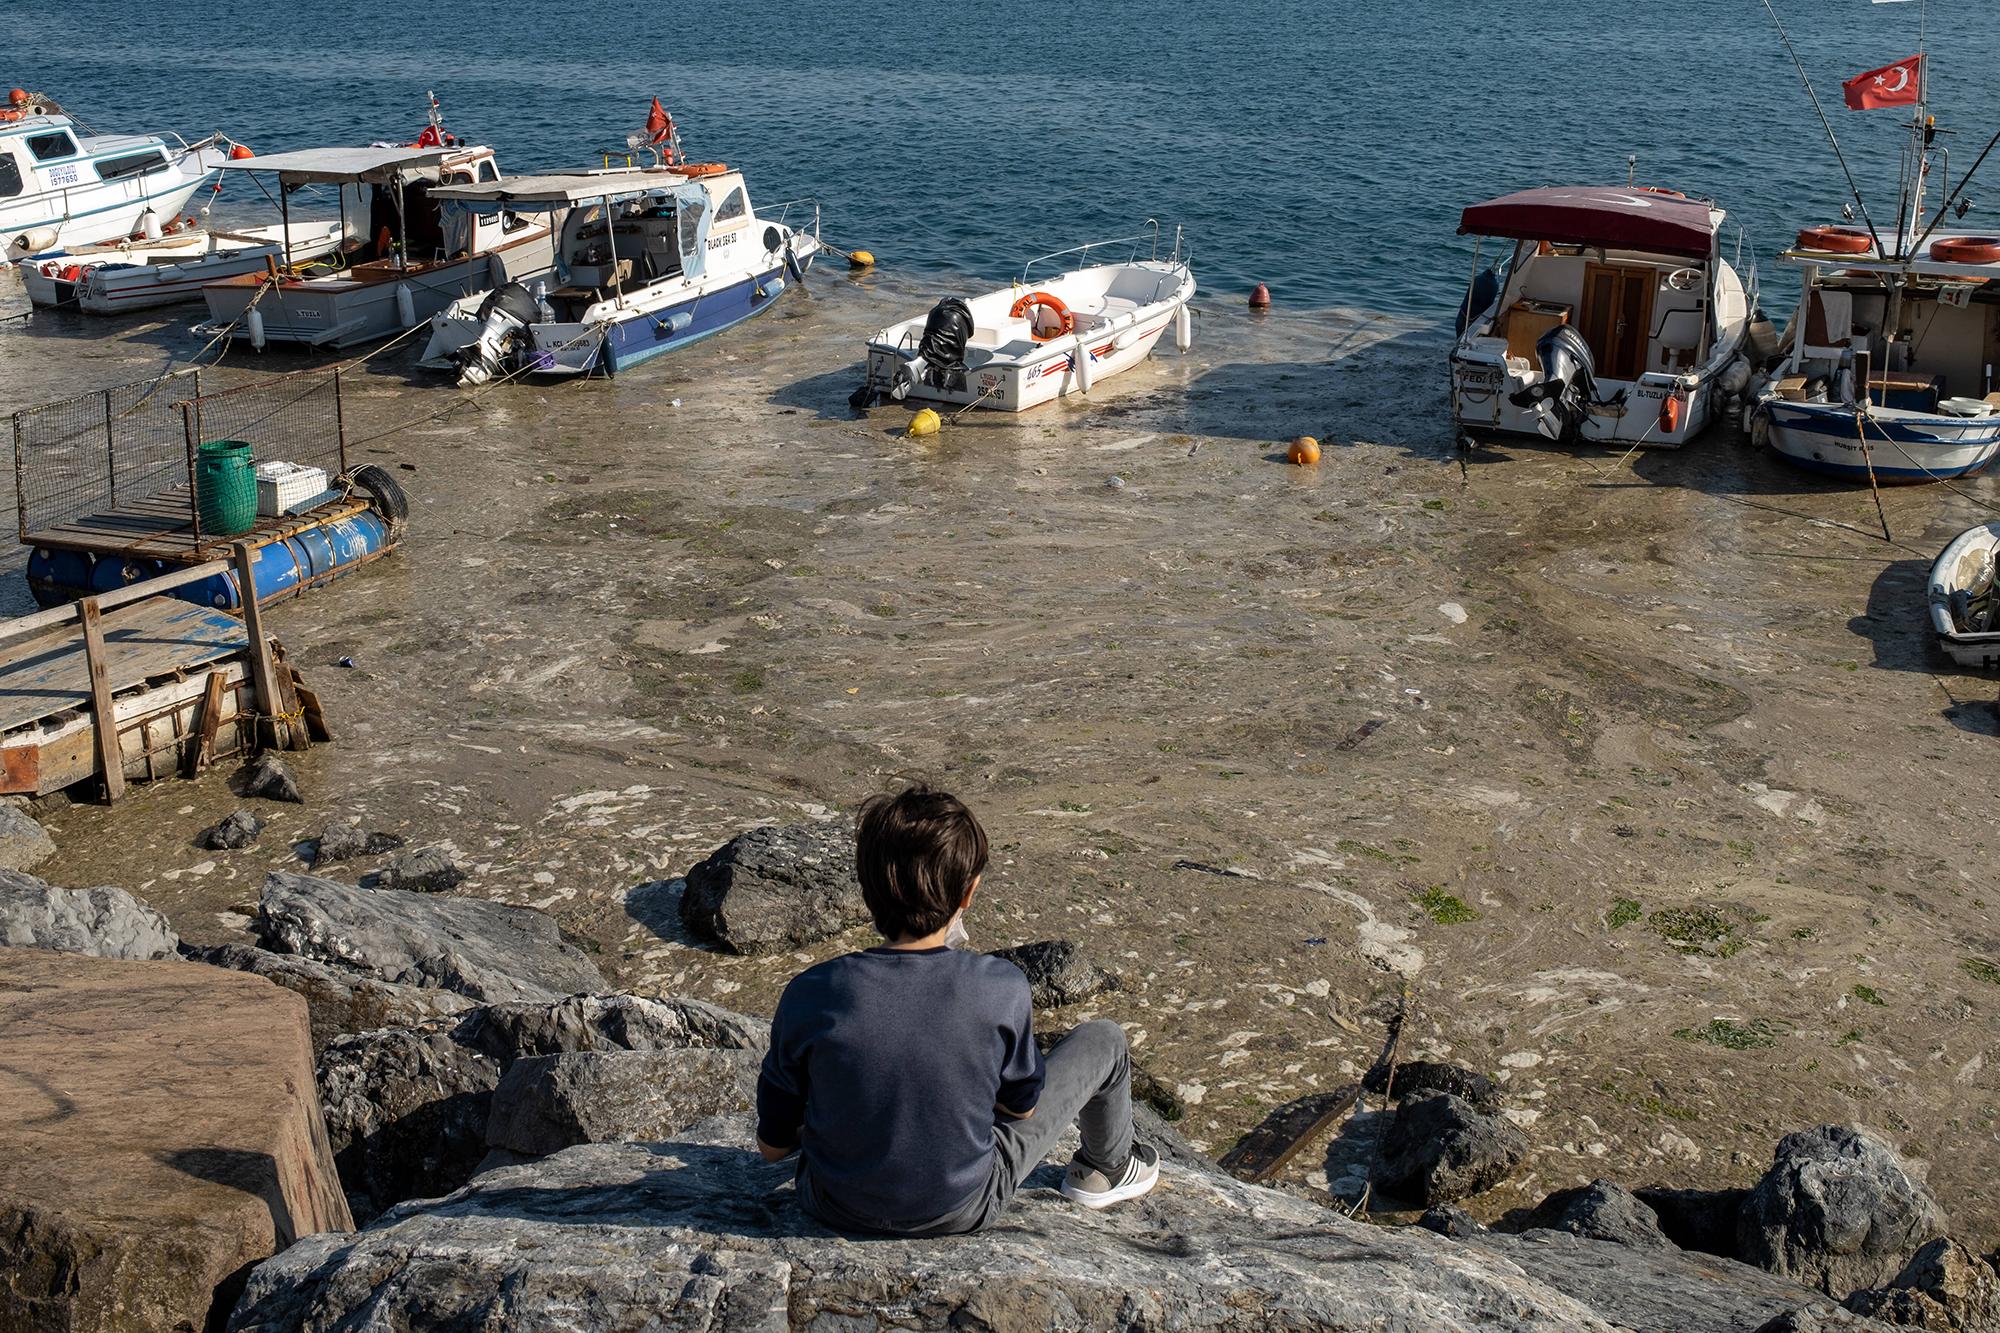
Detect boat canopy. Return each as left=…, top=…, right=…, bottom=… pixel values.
left=430, top=169, right=710, bottom=208
left=1459, top=186, right=1720, bottom=261
left=214, top=145, right=461, bottom=184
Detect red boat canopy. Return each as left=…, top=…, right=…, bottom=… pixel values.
left=1458, top=186, right=1720, bottom=261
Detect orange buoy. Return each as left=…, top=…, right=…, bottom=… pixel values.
left=7, top=89, right=26, bottom=106
left=1930, top=236, right=2000, bottom=265
left=1287, top=436, right=1321, bottom=466
left=228, top=143, right=255, bottom=160
left=1249, top=282, right=1272, bottom=308
left=1796, top=226, right=1872, bottom=255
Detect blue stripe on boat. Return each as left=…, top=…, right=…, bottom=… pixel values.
left=601, top=264, right=790, bottom=374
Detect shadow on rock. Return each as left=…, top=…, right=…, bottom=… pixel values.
left=624, top=878, right=710, bottom=950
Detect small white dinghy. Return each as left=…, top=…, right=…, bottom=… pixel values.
left=1929, top=521, right=2000, bottom=670
left=858, top=225, right=1194, bottom=413
left=19, top=219, right=347, bottom=313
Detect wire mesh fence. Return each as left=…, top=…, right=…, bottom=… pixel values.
left=12, top=368, right=348, bottom=548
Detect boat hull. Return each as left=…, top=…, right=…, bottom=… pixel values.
left=20, top=224, right=348, bottom=313
left=1929, top=521, right=2000, bottom=670
left=1763, top=400, right=2000, bottom=482
left=1451, top=358, right=1729, bottom=449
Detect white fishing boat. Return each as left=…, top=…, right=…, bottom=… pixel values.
left=0, top=93, right=228, bottom=259
left=1930, top=521, right=2000, bottom=669
left=195, top=138, right=554, bottom=350
left=1450, top=186, right=1753, bottom=448
left=418, top=163, right=819, bottom=383
left=856, top=225, right=1195, bottom=413
left=18, top=219, right=346, bottom=312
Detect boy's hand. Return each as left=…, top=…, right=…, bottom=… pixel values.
left=756, top=1135, right=798, bottom=1162
left=995, top=1103, right=1036, bottom=1120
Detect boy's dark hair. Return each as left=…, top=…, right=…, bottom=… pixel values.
left=855, top=785, right=989, bottom=941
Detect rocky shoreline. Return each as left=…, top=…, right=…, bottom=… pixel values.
left=4, top=799, right=1996, bottom=1331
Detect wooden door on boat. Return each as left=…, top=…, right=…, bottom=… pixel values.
left=1579, top=264, right=1655, bottom=381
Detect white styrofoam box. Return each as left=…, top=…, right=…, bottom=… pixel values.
left=255, top=461, right=329, bottom=517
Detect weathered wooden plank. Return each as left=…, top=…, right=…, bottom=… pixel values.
left=0, top=598, right=248, bottom=735
left=235, top=543, right=284, bottom=751
left=186, top=669, right=227, bottom=777
left=78, top=601, right=124, bottom=803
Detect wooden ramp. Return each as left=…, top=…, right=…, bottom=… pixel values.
left=0, top=598, right=247, bottom=733
left=24, top=484, right=371, bottom=562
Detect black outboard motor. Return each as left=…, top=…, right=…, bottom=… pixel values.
left=453, top=282, right=543, bottom=387
left=889, top=297, right=974, bottom=400
left=1508, top=324, right=1599, bottom=443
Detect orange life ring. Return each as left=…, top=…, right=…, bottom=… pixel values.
left=1009, top=290, right=1074, bottom=342
left=1930, top=236, right=2000, bottom=265
left=676, top=162, right=727, bottom=179
left=1796, top=226, right=1873, bottom=255
left=1635, top=186, right=1686, bottom=198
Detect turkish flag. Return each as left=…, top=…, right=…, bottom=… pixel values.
left=645, top=97, right=673, bottom=144
left=1843, top=54, right=1923, bottom=110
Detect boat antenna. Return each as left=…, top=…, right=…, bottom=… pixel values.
left=1756, top=0, right=1886, bottom=257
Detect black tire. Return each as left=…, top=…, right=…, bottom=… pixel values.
left=346, top=464, right=409, bottom=530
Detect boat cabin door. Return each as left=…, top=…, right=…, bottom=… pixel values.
left=1578, top=263, right=1655, bottom=381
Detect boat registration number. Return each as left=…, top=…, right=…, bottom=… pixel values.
left=1457, top=365, right=1501, bottom=389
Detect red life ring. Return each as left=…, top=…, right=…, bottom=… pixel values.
left=1796, top=226, right=1873, bottom=255
left=1010, top=290, right=1074, bottom=342
left=1635, top=186, right=1686, bottom=198
left=1930, top=236, right=2000, bottom=265
left=676, top=162, right=728, bottom=179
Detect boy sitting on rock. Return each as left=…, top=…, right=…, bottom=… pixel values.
left=755, top=784, right=1159, bottom=1235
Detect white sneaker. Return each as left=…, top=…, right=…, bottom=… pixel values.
left=1059, top=1143, right=1161, bottom=1209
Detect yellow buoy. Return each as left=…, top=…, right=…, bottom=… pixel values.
left=848, top=249, right=876, bottom=269
left=907, top=408, right=941, bottom=438
left=1288, top=436, right=1321, bottom=466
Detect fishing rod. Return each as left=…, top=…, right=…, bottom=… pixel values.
left=1911, top=124, right=2000, bottom=255
left=1757, top=0, right=1887, bottom=258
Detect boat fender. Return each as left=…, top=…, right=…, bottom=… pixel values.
left=652, top=310, right=694, bottom=337
left=1720, top=357, right=1752, bottom=397
left=487, top=251, right=508, bottom=289
left=12, top=227, right=58, bottom=258
left=783, top=243, right=804, bottom=284
left=1796, top=226, right=1873, bottom=255
left=345, top=464, right=409, bottom=535
left=1072, top=334, right=1094, bottom=393
left=395, top=282, right=416, bottom=327
left=1010, top=290, right=1074, bottom=343
left=1174, top=302, right=1193, bottom=353
left=246, top=307, right=266, bottom=351
left=1930, top=236, right=2000, bottom=265
left=756, top=275, right=785, bottom=300
left=1455, top=267, right=1500, bottom=336
left=1658, top=391, right=1685, bottom=436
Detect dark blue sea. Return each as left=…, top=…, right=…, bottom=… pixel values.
left=28, top=0, right=2000, bottom=317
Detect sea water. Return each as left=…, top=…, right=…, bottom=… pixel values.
left=29, top=0, right=2000, bottom=317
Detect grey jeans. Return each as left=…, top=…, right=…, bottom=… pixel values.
left=798, top=1018, right=1135, bottom=1236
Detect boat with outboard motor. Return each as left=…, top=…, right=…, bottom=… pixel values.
left=417, top=162, right=818, bottom=383
left=1930, top=520, right=2000, bottom=669
left=194, top=133, right=555, bottom=350
left=1450, top=186, right=1753, bottom=448
left=855, top=225, right=1195, bottom=413
left=19, top=219, right=347, bottom=312
left=1, top=92, right=229, bottom=260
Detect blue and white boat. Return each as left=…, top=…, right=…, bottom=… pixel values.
left=420, top=164, right=818, bottom=384
left=1, top=95, right=226, bottom=260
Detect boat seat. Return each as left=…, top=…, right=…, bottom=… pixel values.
left=1656, top=308, right=1702, bottom=350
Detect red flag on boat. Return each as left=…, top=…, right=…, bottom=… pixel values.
left=1842, top=54, right=1923, bottom=110
left=645, top=97, right=673, bottom=144
left=414, top=125, right=443, bottom=148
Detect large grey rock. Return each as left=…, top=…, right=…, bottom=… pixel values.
left=1375, top=1092, right=1528, bottom=1206
left=195, top=807, right=262, bottom=851
left=678, top=821, right=866, bottom=954
left=987, top=939, right=1115, bottom=1007
left=241, top=753, right=302, bottom=803
left=451, top=991, right=767, bottom=1066
left=376, top=846, right=465, bottom=893
left=486, top=1049, right=761, bottom=1158
left=319, top=994, right=767, bottom=1222
left=230, top=1114, right=1630, bottom=1332
left=255, top=870, right=604, bottom=1003
left=1637, top=1184, right=1749, bottom=1257
left=187, top=942, right=474, bottom=1055
left=1366, top=1058, right=1501, bottom=1112
left=0, top=872, right=178, bottom=960
left=312, top=820, right=403, bottom=864
left=1740, top=1125, right=1949, bottom=1298
left=1844, top=1237, right=2000, bottom=1329
left=1471, top=1229, right=1890, bottom=1333
left=316, top=1023, right=502, bottom=1223
left=1515, top=1179, right=1673, bottom=1250
left=0, top=804, right=55, bottom=870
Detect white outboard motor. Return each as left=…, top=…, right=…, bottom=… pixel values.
left=1509, top=325, right=1599, bottom=443
left=890, top=297, right=974, bottom=401
left=453, top=282, right=541, bottom=388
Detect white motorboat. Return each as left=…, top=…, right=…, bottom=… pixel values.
left=419, top=163, right=818, bottom=383
left=1929, top=521, right=2000, bottom=670
left=195, top=141, right=555, bottom=350
left=0, top=94, right=227, bottom=259
left=1450, top=186, right=1753, bottom=448
left=857, top=225, right=1195, bottom=413
left=18, top=219, right=347, bottom=312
